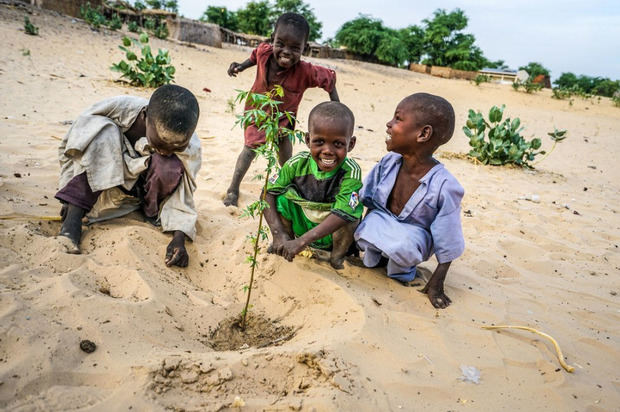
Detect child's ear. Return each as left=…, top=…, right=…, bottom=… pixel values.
left=347, top=135, right=357, bottom=152
left=418, top=125, right=433, bottom=143
left=304, top=131, right=310, bottom=146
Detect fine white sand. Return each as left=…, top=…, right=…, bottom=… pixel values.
left=1, top=5, right=619, bottom=411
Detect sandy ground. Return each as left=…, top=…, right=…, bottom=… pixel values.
left=1, top=4, right=619, bottom=411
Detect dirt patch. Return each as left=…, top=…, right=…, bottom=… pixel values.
left=208, top=313, right=296, bottom=351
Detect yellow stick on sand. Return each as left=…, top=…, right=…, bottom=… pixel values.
left=482, top=325, right=575, bottom=372
left=0, top=214, right=62, bottom=222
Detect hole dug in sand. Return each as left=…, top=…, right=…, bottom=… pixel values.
left=208, top=313, right=297, bottom=351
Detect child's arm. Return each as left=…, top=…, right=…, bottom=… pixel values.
left=421, top=262, right=452, bottom=309
left=279, top=213, right=348, bottom=261
left=328, top=85, right=339, bottom=102
left=263, top=192, right=292, bottom=248
left=228, top=59, right=256, bottom=77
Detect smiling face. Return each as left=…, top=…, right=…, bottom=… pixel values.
left=271, top=25, right=306, bottom=70
left=385, top=99, right=432, bottom=155
left=306, top=118, right=355, bottom=172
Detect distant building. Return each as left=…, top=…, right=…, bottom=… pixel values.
left=478, top=68, right=518, bottom=83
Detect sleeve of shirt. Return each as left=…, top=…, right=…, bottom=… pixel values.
left=430, top=178, right=465, bottom=263
left=266, top=157, right=296, bottom=195
left=305, top=63, right=336, bottom=93
left=360, top=161, right=381, bottom=209
left=249, top=44, right=262, bottom=64
left=331, top=159, right=363, bottom=222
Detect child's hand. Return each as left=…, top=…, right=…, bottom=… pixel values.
left=420, top=262, right=452, bottom=309
left=228, top=62, right=243, bottom=77
left=280, top=238, right=306, bottom=262
left=165, top=231, right=188, bottom=267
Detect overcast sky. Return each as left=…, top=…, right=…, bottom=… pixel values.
left=177, top=0, right=620, bottom=80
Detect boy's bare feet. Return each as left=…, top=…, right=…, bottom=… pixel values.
left=58, top=204, right=85, bottom=254
left=223, top=190, right=239, bottom=207
left=329, top=256, right=345, bottom=270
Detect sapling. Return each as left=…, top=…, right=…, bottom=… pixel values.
left=234, top=85, right=304, bottom=330
left=532, top=128, right=567, bottom=165
left=24, top=17, right=39, bottom=35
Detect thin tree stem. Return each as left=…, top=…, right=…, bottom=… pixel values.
left=241, top=170, right=271, bottom=330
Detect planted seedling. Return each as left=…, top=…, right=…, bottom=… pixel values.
left=464, top=105, right=566, bottom=167
left=24, top=16, right=38, bottom=35
left=234, top=85, right=304, bottom=330
left=110, top=33, right=175, bottom=88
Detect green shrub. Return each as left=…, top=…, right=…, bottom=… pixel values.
left=24, top=16, right=39, bottom=35
left=80, top=2, right=106, bottom=29
left=110, top=33, right=175, bottom=87
left=153, top=21, right=169, bottom=39
left=512, top=79, right=543, bottom=94
left=474, top=74, right=489, bottom=86
left=106, top=13, right=122, bottom=30
left=144, top=17, right=156, bottom=31
left=464, top=105, right=566, bottom=167
left=612, top=95, right=620, bottom=108
left=127, top=21, right=140, bottom=33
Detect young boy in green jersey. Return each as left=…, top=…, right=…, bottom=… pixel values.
left=264, top=101, right=362, bottom=269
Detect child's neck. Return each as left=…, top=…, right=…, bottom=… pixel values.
left=399, top=152, right=437, bottom=177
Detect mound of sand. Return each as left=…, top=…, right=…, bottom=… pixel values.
left=1, top=4, right=619, bottom=411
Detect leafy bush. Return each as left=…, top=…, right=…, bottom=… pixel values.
left=128, top=20, right=140, bottom=32
left=464, top=105, right=565, bottom=167
left=474, top=74, right=489, bottom=86
left=107, top=13, right=122, bottom=30
left=80, top=2, right=106, bottom=29
left=512, top=79, right=543, bottom=93
left=554, top=72, right=620, bottom=98
left=153, top=21, right=169, bottom=39
left=612, top=95, right=620, bottom=108
left=110, top=33, right=175, bottom=87
left=24, top=16, right=39, bottom=35
left=143, top=17, right=168, bottom=39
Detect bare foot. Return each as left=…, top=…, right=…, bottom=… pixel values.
left=223, top=190, right=238, bottom=207
left=329, top=256, right=345, bottom=270
left=345, top=255, right=365, bottom=268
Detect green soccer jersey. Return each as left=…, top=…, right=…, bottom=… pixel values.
left=267, top=151, right=363, bottom=222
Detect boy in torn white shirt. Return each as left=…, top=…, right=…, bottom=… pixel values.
left=56, top=85, right=201, bottom=267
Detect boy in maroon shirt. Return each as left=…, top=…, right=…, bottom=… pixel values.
left=223, top=12, right=340, bottom=207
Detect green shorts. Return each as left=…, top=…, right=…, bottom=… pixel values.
left=276, top=195, right=332, bottom=249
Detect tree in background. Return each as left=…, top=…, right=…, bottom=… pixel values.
left=272, top=0, right=322, bottom=42
left=334, top=15, right=408, bottom=66
left=201, top=6, right=239, bottom=31
left=398, top=25, right=424, bottom=64
left=554, top=72, right=620, bottom=97
left=420, top=8, right=487, bottom=71
left=518, top=62, right=550, bottom=78
left=144, top=0, right=178, bottom=13
left=236, top=1, right=272, bottom=36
